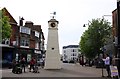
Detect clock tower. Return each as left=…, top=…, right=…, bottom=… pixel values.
left=44, top=14, right=61, bottom=69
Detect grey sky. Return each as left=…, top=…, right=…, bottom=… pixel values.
left=0, top=0, right=117, bottom=54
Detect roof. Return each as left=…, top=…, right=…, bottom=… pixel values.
left=63, top=45, right=79, bottom=49
left=2, top=7, right=17, bottom=25
left=48, top=19, right=59, bottom=24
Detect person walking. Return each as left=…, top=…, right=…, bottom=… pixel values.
left=21, top=57, right=26, bottom=73
left=29, top=57, right=36, bottom=72
left=103, top=54, right=111, bottom=78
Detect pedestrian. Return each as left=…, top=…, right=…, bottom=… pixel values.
left=42, top=59, right=45, bottom=68
left=29, top=57, right=36, bottom=72
left=21, top=57, right=26, bottom=73
left=12, top=59, right=17, bottom=70
left=103, top=54, right=111, bottom=78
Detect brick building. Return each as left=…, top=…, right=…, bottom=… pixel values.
left=1, top=8, right=18, bottom=62
left=112, top=6, right=120, bottom=77
left=112, top=8, right=118, bottom=57
left=1, top=8, right=45, bottom=63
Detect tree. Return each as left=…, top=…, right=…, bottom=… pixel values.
left=0, top=10, right=2, bottom=43
left=79, top=18, right=111, bottom=59
left=0, top=9, right=11, bottom=43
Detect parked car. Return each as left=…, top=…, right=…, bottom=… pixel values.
left=0, top=60, right=12, bottom=69
left=69, top=60, right=75, bottom=63
left=63, top=61, right=68, bottom=63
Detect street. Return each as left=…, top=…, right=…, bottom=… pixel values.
left=1, top=63, right=108, bottom=77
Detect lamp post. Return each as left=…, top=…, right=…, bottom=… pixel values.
left=117, top=0, right=120, bottom=77
left=102, top=15, right=112, bottom=18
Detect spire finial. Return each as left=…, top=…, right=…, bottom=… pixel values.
left=50, top=12, right=56, bottom=19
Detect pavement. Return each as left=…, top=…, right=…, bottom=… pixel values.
left=1, top=63, right=108, bottom=78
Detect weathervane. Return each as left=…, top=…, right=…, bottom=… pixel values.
left=50, top=12, right=56, bottom=19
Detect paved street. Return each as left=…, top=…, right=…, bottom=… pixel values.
left=1, top=63, right=108, bottom=77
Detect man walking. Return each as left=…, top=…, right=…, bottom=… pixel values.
left=103, top=54, right=111, bottom=78
left=21, top=57, right=26, bottom=73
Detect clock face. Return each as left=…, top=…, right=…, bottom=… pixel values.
left=51, top=23, right=56, bottom=27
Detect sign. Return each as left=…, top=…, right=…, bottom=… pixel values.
left=34, top=50, right=41, bottom=54
left=110, top=66, right=118, bottom=76
left=27, top=54, right=31, bottom=62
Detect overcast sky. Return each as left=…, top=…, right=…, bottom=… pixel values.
left=0, top=0, right=117, bottom=54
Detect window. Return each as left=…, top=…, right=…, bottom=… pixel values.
left=73, top=49, right=75, bottom=52
left=64, top=50, right=66, bottom=53
left=35, top=31, right=39, bottom=38
left=73, top=57, right=75, bottom=60
left=20, top=37, right=29, bottom=47
left=2, top=39, right=10, bottom=45
left=35, top=42, right=39, bottom=49
left=40, top=43, right=43, bottom=50
left=73, top=53, right=74, bottom=56
left=71, top=57, right=73, bottom=60
left=64, top=54, right=67, bottom=59
left=20, top=26, right=31, bottom=34
left=40, top=34, right=42, bottom=41
left=74, top=53, right=76, bottom=56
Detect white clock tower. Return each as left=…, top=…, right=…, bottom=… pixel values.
left=44, top=13, right=61, bottom=69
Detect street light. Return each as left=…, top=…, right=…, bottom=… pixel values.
left=102, top=15, right=112, bottom=77
left=102, top=15, right=112, bottom=25
left=102, top=15, right=112, bottom=19
left=83, top=23, right=89, bottom=27
left=83, top=24, right=87, bottom=27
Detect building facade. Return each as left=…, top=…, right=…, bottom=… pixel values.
left=1, top=8, right=45, bottom=63
left=62, top=45, right=80, bottom=63
left=17, top=21, right=45, bottom=63
left=112, top=8, right=118, bottom=57
left=112, top=6, right=120, bottom=77
left=1, top=8, right=18, bottom=63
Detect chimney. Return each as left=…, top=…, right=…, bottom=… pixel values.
left=25, top=21, right=34, bottom=29
left=19, top=17, right=24, bottom=26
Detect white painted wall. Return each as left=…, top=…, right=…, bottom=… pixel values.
left=62, top=45, right=80, bottom=62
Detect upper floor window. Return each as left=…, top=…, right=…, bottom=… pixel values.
left=64, top=50, right=66, bottom=53
left=20, top=37, right=29, bottom=47
left=35, top=31, right=39, bottom=38
left=74, top=53, right=76, bottom=56
left=20, top=26, right=31, bottom=34
left=35, top=42, right=39, bottom=49
left=72, top=49, right=75, bottom=52
left=40, top=34, right=42, bottom=41
left=40, top=43, right=43, bottom=50
left=2, top=39, right=10, bottom=45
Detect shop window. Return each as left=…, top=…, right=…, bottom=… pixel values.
left=35, top=31, right=39, bottom=38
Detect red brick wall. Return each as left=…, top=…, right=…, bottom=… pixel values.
left=112, top=9, right=117, bottom=37
left=30, top=40, right=35, bottom=48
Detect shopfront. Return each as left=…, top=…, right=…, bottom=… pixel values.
left=15, top=48, right=34, bottom=63
left=2, top=45, right=14, bottom=62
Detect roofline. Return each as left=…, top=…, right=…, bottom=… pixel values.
left=2, top=7, right=18, bottom=24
